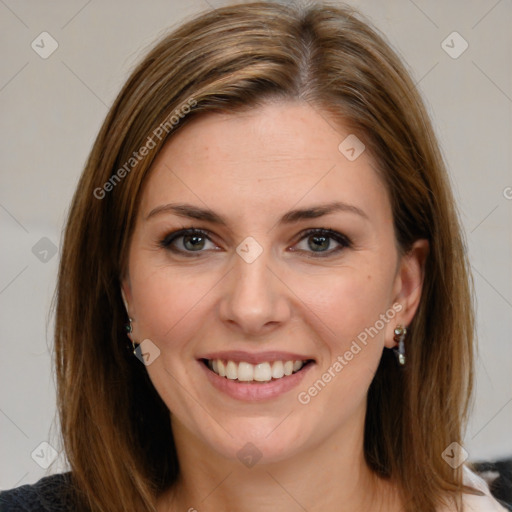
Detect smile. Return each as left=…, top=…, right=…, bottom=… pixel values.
left=203, top=358, right=314, bottom=383
left=198, top=355, right=316, bottom=401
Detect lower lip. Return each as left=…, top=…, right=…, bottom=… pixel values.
left=199, top=360, right=315, bottom=401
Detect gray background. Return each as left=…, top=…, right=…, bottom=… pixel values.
left=1, top=0, right=511, bottom=488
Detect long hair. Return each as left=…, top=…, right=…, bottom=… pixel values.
left=54, top=2, right=475, bottom=511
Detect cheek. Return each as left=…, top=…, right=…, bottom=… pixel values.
left=293, top=266, right=393, bottom=350
left=129, top=262, right=220, bottom=346
left=293, top=271, right=393, bottom=422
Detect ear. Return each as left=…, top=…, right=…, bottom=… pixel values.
left=384, top=238, right=429, bottom=348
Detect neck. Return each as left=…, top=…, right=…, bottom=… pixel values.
left=158, top=406, right=400, bottom=512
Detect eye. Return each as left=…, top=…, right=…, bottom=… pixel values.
left=159, top=227, right=351, bottom=258
left=159, top=228, right=218, bottom=255
left=292, top=228, right=351, bottom=257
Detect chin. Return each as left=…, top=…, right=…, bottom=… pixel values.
left=199, top=416, right=315, bottom=466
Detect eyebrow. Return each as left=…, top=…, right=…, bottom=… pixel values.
left=145, top=201, right=369, bottom=224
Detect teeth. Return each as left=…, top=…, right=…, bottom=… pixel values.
left=226, top=360, right=238, bottom=380
left=238, top=362, right=254, bottom=382
left=271, top=360, right=284, bottom=379
left=207, top=358, right=309, bottom=382
left=254, top=362, right=272, bottom=382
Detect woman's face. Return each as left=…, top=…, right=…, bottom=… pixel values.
left=122, top=101, right=426, bottom=464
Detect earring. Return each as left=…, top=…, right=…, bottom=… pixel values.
left=125, top=318, right=138, bottom=355
left=393, top=324, right=407, bottom=366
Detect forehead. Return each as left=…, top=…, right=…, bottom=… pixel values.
left=139, top=101, right=390, bottom=224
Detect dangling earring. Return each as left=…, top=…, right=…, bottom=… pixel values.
left=125, top=317, right=138, bottom=355
left=393, top=324, right=407, bottom=366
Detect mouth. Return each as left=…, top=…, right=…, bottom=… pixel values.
left=199, top=358, right=315, bottom=383
left=197, top=351, right=317, bottom=401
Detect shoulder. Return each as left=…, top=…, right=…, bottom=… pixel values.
left=456, top=465, right=511, bottom=512
left=0, top=473, right=78, bottom=512
left=435, top=464, right=511, bottom=512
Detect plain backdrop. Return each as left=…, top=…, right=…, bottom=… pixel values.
left=1, top=0, right=511, bottom=489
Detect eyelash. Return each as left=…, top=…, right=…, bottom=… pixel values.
left=158, top=227, right=352, bottom=258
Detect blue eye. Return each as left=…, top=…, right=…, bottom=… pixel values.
left=292, top=228, right=351, bottom=257
left=160, top=228, right=216, bottom=255
left=159, top=227, right=351, bottom=257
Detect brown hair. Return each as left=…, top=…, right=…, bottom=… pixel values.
left=54, top=2, right=476, bottom=511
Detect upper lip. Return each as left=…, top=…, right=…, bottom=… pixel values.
left=198, top=351, right=315, bottom=365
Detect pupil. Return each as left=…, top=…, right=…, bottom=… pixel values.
left=309, top=235, right=329, bottom=251
left=184, top=235, right=204, bottom=251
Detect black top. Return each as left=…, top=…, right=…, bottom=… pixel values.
left=1, top=463, right=511, bottom=511
left=0, top=473, right=77, bottom=511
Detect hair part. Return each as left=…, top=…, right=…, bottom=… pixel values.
left=54, top=2, right=475, bottom=511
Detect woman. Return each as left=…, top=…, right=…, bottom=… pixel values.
left=0, top=2, right=507, bottom=511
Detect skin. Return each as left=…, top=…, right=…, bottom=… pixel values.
left=121, top=101, right=429, bottom=512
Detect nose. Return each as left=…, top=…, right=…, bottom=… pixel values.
left=218, top=245, right=292, bottom=336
